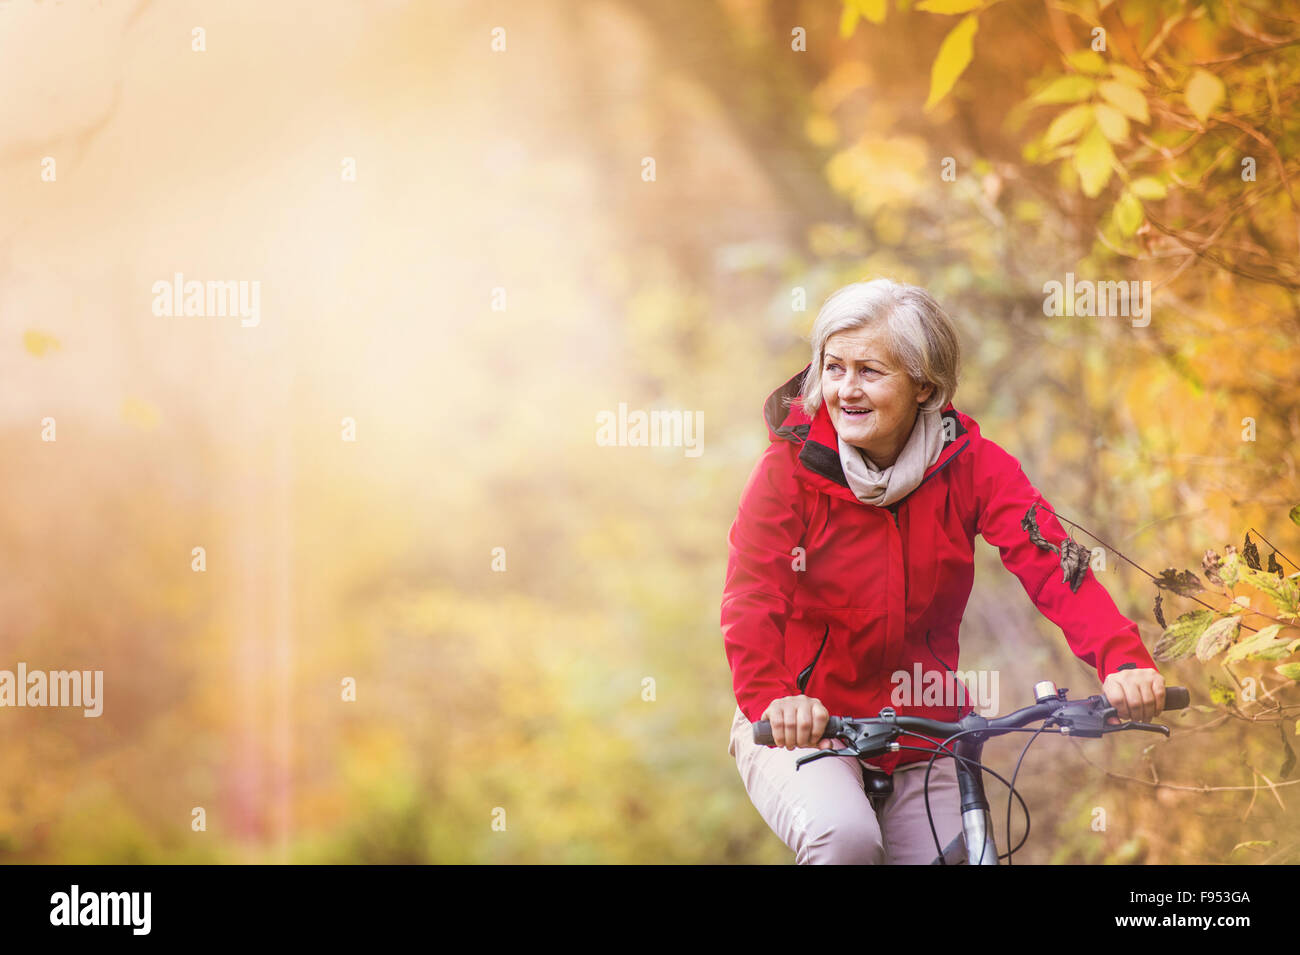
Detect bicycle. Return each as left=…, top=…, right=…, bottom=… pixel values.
left=752, top=680, right=1191, bottom=864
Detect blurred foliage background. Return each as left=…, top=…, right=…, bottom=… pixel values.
left=1, top=0, right=1298, bottom=863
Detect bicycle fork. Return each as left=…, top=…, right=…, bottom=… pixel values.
left=932, top=736, right=998, bottom=865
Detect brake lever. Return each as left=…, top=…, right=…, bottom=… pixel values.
left=793, top=721, right=901, bottom=769
left=1102, top=720, right=1171, bottom=737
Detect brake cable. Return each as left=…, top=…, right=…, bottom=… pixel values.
left=1005, top=724, right=1050, bottom=866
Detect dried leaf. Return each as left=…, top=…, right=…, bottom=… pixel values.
left=1202, top=549, right=1224, bottom=586
left=1153, top=567, right=1205, bottom=597
left=1059, top=535, right=1090, bottom=593
left=1243, top=533, right=1261, bottom=571
left=1021, top=503, right=1057, bottom=553
left=1268, top=551, right=1284, bottom=577
left=1153, top=592, right=1166, bottom=629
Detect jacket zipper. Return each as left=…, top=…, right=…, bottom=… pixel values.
left=796, top=622, right=830, bottom=694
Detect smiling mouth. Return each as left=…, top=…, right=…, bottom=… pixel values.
left=841, top=408, right=871, bottom=416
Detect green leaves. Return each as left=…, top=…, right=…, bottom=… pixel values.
left=924, top=14, right=979, bottom=110
left=1073, top=123, right=1115, bottom=197
left=1185, top=68, right=1226, bottom=123
left=1290, top=505, right=1300, bottom=527
left=1224, top=624, right=1296, bottom=664
left=1276, top=663, right=1300, bottom=682
left=1195, top=614, right=1241, bottom=661
left=1239, top=568, right=1300, bottom=618
left=1154, top=610, right=1214, bottom=662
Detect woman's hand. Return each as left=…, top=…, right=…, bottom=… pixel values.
left=761, top=695, right=835, bottom=750
left=1101, top=667, right=1166, bottom=724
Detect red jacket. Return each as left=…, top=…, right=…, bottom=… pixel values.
left=721, top=364, right=1157, bottom=771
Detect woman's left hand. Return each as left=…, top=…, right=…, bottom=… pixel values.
left=1101, top=667, right=1166, bottom=724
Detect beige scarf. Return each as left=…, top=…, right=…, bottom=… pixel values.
left=838, top=409, right=944, bottom=507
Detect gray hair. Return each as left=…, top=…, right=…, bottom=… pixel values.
left=791, top=279, right=961, bottom=417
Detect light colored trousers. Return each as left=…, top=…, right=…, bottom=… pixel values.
left=729, top=705, right=965, bottom=864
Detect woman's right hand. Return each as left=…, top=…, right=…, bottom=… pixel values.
left=761, top=695, right=834, bottom=750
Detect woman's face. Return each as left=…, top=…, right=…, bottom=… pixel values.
left=820, top=325, right=933, bottom=465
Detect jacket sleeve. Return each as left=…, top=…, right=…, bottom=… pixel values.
left=971, top=434, right=1157, bottom=683
left=721, top=441, right=806, bottom=723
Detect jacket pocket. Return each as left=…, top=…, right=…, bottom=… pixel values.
left=795, top=622, right=830, bottom=694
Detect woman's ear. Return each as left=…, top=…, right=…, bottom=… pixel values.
left=917, top=381, right=935, bottom=404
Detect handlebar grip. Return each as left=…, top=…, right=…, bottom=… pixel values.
left=752, top=716, right=843, bottom=746
left=1163, top=686, right=1190, bottom=711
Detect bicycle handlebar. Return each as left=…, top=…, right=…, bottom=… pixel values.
left=751, top=684, right=1190, bottom=747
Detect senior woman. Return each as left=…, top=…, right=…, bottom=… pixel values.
left=721, top=279, right=1164, bottom=865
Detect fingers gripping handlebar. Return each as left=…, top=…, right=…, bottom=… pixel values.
left=751, top=685, right=1191, bottom=747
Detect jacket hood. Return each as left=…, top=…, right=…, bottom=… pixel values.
left=762, top=363, right=971, bottom=503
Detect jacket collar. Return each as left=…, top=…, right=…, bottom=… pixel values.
left=763, top=363, right=970, bottom=505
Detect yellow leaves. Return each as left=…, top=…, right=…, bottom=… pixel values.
left=1094, top=103, right=1130, bottom=143
left=916, top=0, right=984, bottom=12
left=840, top=0, right=886, bottom=36
left=1185, top=68, right=1225, bottom=123
left=1098, top=79, right=1150, bottom=124
left=1112, top=190, right=1142, bottom=236
left=825, top=134, right=931, bottom=214
left=1044, top=104, right=1094, bottom=147
left=1130, top=177, right=1167, bottom=200
left=121, top=397, right=160, bottom=430
left=1024, top=60, right=1157, bottom=206
left=856, top=0, right=888, bottom=20
left=23, top=329, right=61, bottom=357
left=924, top=14, right=978, bottom=111
left=1066, top=50, right=1107, bottom=75
left=1108, top=63, right=1147, bottom=88
left=1030, top=74, right=1095, bottom=105
left=804, top=112, right=839, bottom=148
left=1073, top=123, right=1115, bottom=197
